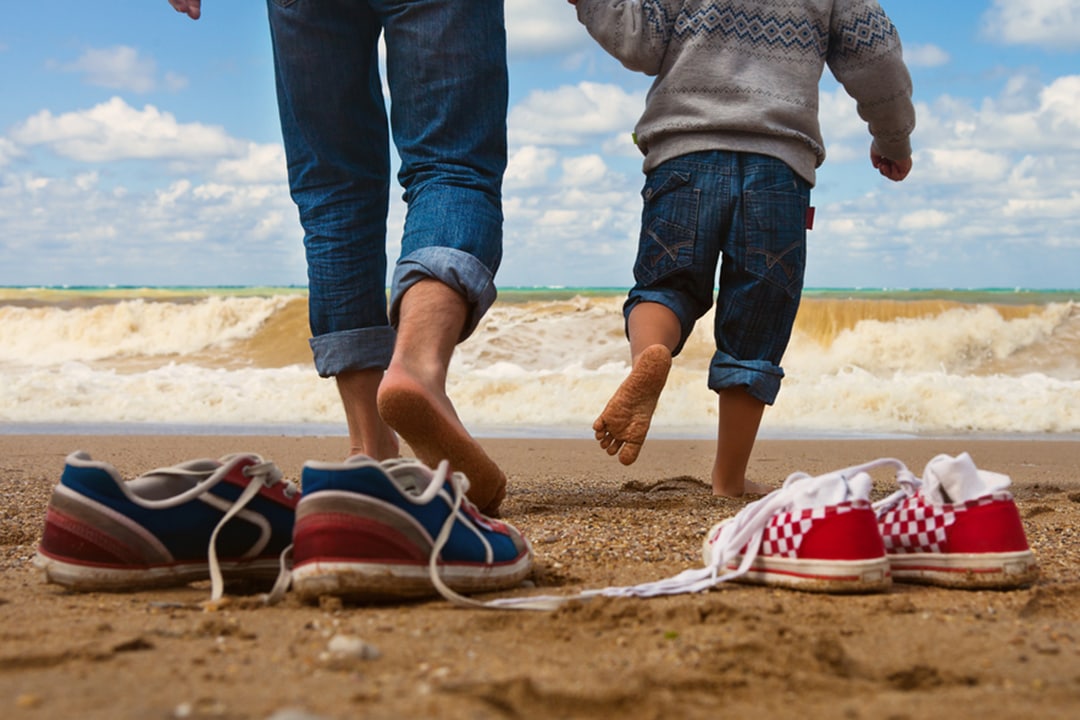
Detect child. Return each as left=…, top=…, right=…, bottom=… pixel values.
left=572, top=0, right=915, bottom=495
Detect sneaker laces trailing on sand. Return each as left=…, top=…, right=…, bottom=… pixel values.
left=416, top=459, right=514, bottom=609
left=485, top=458, right=910, bottom=611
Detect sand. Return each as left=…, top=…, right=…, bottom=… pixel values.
left=2, top=434, right=1079, bottom=720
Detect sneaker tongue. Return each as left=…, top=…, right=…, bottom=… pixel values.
left=130, top=460, right=222, bottom=499
left=384, top=462, right=434, bottom=495
left=788, top=470, right=871, bottom=510
left=922, top=452, right=1011, bottom=503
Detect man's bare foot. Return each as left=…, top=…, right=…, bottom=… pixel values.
left=336, top=369, right=401, bottom=461
left=347, top=428, right=400, bottom=462
left=592, top=344, right=672, bottom=465
left=377, top=368, right=506, bottom=516
left=712, top=477, right=771, bottom=498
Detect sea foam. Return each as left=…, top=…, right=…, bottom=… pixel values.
left=1, top=289, right=1078, bottom=436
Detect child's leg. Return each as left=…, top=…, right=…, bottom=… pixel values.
left=710, top=153, right=810, bottom=497
left=712, top=388, right=771, bottom=497
left=592, top=302, right=679, bottom=465
left=626, top=301, right=682, bottom=359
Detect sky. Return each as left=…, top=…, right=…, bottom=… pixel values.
left=1, top=1, right=1079, bottom=290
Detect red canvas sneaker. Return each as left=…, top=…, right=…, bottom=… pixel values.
left=700, top=459, right=899, bottom=593
left=874, top=452, right=1038, bottom=589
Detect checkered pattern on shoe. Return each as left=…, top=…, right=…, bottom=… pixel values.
left=879, top=492, right=1012, bottom=554
left=761, top=501, right=865, bottom=558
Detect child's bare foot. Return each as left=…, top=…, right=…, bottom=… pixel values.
left=712, top=477, right=772, bottom=498
left=377, top=367, right=506, bottom=516
left=592, top=344, right=672, bottom=465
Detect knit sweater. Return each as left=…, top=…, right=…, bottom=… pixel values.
left=575, top=0, right=916, bottom=185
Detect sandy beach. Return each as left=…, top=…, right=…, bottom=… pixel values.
left=2, top=434, right=1078, bottom=719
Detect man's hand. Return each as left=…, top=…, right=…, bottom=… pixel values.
left=871, top=147, right=912, bottom=182
left=169, top=0, right=202, bottom=20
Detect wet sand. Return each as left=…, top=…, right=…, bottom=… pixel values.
left=2, top=435, right=1079, bottom=719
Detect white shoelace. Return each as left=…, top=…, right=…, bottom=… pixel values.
left=198, top=458, right=297, bottom=604
left=484, top=457, right=916, bottom=611
left=259, top=458, right=496, bottom=609
left=414, top=460, right=507, bottom=610
left=872, top=467, right=923, bottom=518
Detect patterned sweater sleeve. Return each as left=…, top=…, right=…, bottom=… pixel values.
left=574, top=0, right=679, bottom=75
left=828, top=0, right=916, bottom=161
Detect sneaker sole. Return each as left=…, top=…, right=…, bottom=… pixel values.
left=291, top=556, right=533, bottom=602
left=34, top=551, right=282, bottom=592
left=888, top=550, right=1038, bottom=589
left=724, top=555, right=892, bottom=594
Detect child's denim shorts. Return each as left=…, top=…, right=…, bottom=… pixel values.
left=624, top=150, right=811, bottom=405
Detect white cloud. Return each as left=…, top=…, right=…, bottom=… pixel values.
left=0, top=167, right=302, bottom=286
left=558, top=154, right=610, bottom=188
left=11, top=97, right=243, bottom=163
left=918, top=148, right=1012, bottom=184
left=509, top=82, right=644, bottom=147
left=57, top=46, right=159, bottom=93
left=505, top=0, right=592, bottom=56
left=505, top=145, right=560, bottom=189
left=915, top=76, right=1080, bottom=153
left=982, top=0, right=1080, bottom=49
left=903, top=43, right=950, bottom=68
left=0, top=138, right=21, bottom=167
left=898, top=209, right=950, bottom=231
left=212, top=142, right=287, bottom=184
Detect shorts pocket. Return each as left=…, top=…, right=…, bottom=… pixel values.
left=742, top=189, right=807, bottom=298
left=635, top=170, right=700, bottom=285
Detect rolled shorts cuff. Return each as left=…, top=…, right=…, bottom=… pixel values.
left=309, top=325, right=396, bottom=378
left=389, top=247, right=497, bottom=340
left=623, top=289, right=697, bottom=356
left=708, top=353, right=785, bottom=405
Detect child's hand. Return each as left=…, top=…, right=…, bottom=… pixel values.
left=871, top=147, right=912, bottom=182
left=169, top=0, right=202, bottom=19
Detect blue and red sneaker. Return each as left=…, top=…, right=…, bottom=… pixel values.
left=292, top=456, right=533, bottom=603
left=35, top=451, right=298, bottom=600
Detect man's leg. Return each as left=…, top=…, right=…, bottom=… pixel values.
left=268, top=0, right=398, bottom=459
left=375, top=0, right=509, bottom=513
left=337, top=370, right=400, bottom=460
left=377, top=279, right=506, bottom=515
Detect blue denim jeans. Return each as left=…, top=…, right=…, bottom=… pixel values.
left=267, top=0, right=507, bottom=377
left=625, top=151, right=811, bottom=405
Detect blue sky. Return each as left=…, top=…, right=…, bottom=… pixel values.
left=2, top=1, right=1079, bottom=289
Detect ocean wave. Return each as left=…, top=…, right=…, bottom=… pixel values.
left=2, top=290, right=1078, bottom=434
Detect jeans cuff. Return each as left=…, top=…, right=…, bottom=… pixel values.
left=708, top=354, right=785, bottom=405
left=389, top=247, right=497, bottom=341
left=309, top=326, right=396, bottom=378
